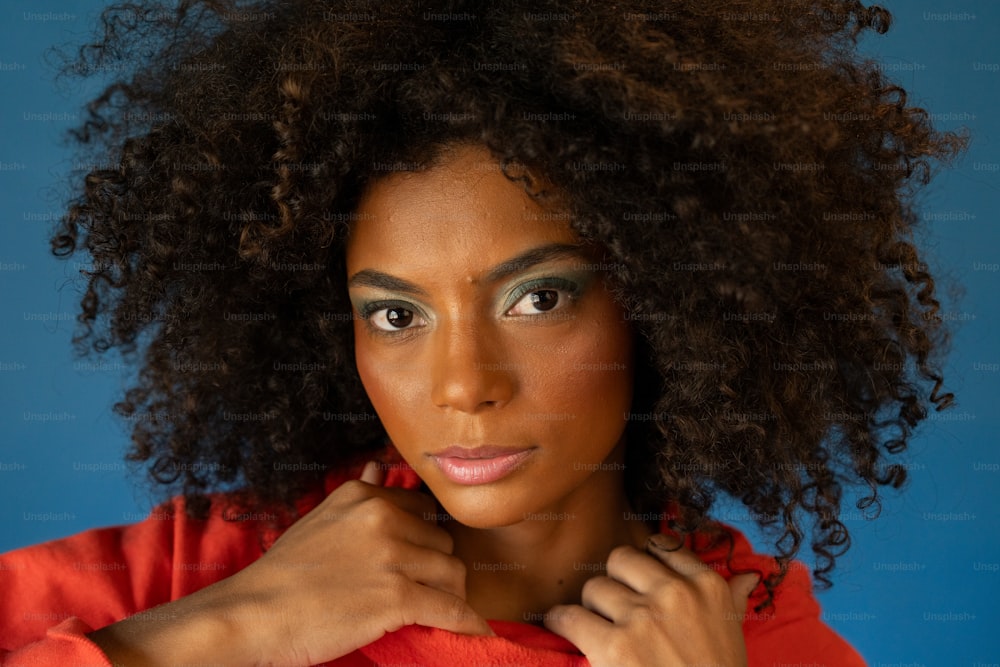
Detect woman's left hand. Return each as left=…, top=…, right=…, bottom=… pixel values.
left=544, top=533, right=760, bottom=667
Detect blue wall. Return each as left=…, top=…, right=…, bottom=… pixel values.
left=1, top=1, right=997, bottom=663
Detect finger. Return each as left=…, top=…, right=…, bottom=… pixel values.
left=363, top=485, right=439, bottom=522
left=604, top=544, right=671, bottom=594
left=393, top=545, right=470, bottom=600
left=356, top=461, right=443, bottom=523
left=360, top=460, right=385, bottom=485
left=579, top=575, right=638, bottom=622
left=727, top=572, right=762, bottom=616
left=645, top=533, right=718, bottom=581
left=339, top=486, right=453, bottom=552
left=543, top=604, right=611, bottom=654
left=382, top=508, right=455, bottom=554
left=402, top=585, right=495, bottom=637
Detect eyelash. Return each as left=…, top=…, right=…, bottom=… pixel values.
left=506, top=276, right=584, bottom=312
left=357, top=276, right=584, bottom=338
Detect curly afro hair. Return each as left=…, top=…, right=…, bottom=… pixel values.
left=51, top=0, right=967, bottom=605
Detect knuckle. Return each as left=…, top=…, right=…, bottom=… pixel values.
left=378, top=541, right=406, bottom=570
left=359, top=496, right=396, bottom=528
left=691, top=564, right=727, bottom=589
left=652, top=578, right=697, bottom=607
left=446, top=555, right=467, bottom=580
left=626, top=603, right=662, bottom=629
left=384, top=576, right=409, bottom=610
left=580, top=575, right=606, bottom=600
left=336, top=479, right=368, bottom=501
left=605, top=544, right=634, bottom=570
left=546, top=604, right=583, bottom=628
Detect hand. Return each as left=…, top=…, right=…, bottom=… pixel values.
left=89, top=461, right=493, bottom=667
left=230, top=460, right=494, bottom=664
left=543, top=533, right=759, bottom=667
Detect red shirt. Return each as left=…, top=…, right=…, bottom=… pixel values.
left=0, top=458, right=867, bottom=666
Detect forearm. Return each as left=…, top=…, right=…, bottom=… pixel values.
left=87, top=576, right=262, bottom=667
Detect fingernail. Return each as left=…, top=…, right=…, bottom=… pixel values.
left=737, top=572, right=762, bottom=597
left=647, top=532, right=683, bottom=552
left=360, top=460, right=379, bottom=481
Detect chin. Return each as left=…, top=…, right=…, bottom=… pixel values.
left=432, top=484, right=546, bottom=530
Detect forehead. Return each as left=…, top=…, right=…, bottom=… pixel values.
left=345, top=145, right=578, bottom=277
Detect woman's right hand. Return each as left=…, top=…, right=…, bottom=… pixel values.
left=88, top=461, right=493, bottom=666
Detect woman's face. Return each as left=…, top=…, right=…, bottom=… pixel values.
left=346, top=143, right=635, bottom=528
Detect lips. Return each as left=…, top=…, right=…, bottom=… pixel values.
left=429, top=445, right=535, bottom=485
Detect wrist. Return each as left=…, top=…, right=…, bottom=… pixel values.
left=87, top=575, right=265, bottom=666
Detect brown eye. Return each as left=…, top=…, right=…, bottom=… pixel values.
left=385, top=308, right=413, bottom=329
left=528, top=290, right=559, bottom=312
left=508, top=289, right=565, bottom=316
left=507, top=280, right=580, bottom=317
left=366, top=304, right=425, bottom=333
left=384, top=307, right=413, bottom=328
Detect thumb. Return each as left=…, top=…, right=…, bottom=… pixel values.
left=407, top=590, right=497, bottom=638
left=728, top=572, right=761, bottom=616
left=359, top=460, right=385, bottom=486
left=451, top=602, right=497, bottom=638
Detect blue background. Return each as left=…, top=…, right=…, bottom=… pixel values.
left=1, top=1, right=997, bottom=663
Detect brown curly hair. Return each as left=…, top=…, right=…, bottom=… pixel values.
left=51, top=0, right=967, bottom=605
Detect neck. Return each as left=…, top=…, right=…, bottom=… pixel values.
left=440, top=446, right=653, bottom=625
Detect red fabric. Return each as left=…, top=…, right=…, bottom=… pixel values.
left=0, top=456, right=867, bottom=666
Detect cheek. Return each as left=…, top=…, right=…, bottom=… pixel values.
left=353, top=328, right=398, bottom=423
left=353, top=309, right=634, bottom=450
left=522, top=315, right=634, bottom=439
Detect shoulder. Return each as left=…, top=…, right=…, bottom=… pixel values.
left=0, top=459, right=375, bottom=591
left=0, top=490, right=272, bottom=643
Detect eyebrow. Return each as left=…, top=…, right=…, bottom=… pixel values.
left=347, top=242, right=589, bottom=296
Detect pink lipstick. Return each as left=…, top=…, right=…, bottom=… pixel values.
left=430, top=446, right=534, bottom=485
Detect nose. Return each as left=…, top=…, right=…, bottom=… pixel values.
left=429, top=316, right=515, bottom=413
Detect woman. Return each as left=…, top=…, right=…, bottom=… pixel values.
left=0, top=0, right=965, bottom=665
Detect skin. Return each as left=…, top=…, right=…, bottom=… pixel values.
left=346, top=141, right=650, bottom=622
left=347, top=142, right=758, bottom=663
left=86, top=142, right=757, bottom=666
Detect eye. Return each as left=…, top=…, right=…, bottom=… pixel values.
left=361, top=302, right=427, bottom=333
left=507, top=288, right=562, bottom=316
left=505, top=277, right=582, bottom=317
